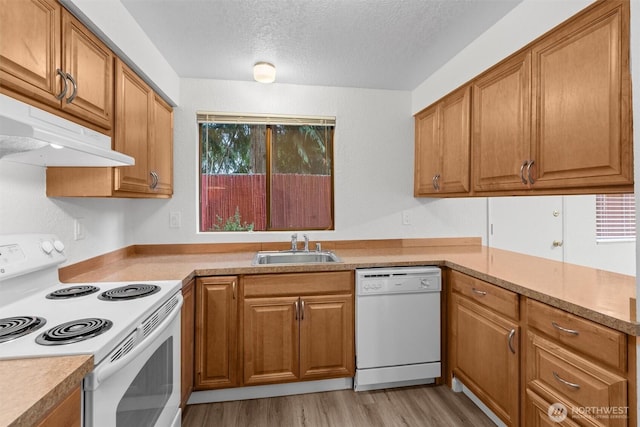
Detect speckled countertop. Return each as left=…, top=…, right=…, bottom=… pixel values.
left=63, top=242, right=638, bottom=335
left=3, top=240, right=636, bottom=425
left=0, top=355, right=93, bottom=427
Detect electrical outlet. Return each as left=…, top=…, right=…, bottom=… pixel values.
left=169, top=211, right=182, bottom=228
left=74, top=218, right=85, bottom=240
left=402, top=211, right=411, bottom=225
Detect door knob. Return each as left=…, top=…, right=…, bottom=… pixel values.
left=552, top=240, right=563, bottom=247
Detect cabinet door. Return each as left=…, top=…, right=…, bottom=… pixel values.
left=0, top=0, right=61, bottom=107
left=149, top=93, right=173, bottom=195
left=414, top=86, right=470, bottom=196
left=180, top=279, right=194, bottom=408
left=114, top=59, right=152, bottom=194
left=195, top=276, right=238, bottom=390
left=414, top=104, right=440, bottom=196
left=299, top=294, right=354, bottom=380
left=243, top=296, right=299, bottom=385
left=450, top=293, right=519, bottom=426
left=472, top=51, right=531, bottom=192
left=60, top=10, right=113, bottom=130
left=531, top=0, right=632, bottom=190
left=36, top=385, right=81, bottom=427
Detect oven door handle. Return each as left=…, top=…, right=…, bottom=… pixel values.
left=85, top=296, right=183, bottom=390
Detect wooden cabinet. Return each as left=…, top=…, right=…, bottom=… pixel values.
left=194, top=276, right=238, bottom=390
left=46, top=59, right=173, bottom=198
left=530, top=0, right=632, bottom=191
left=36, top=385, right=81, bottom=427
left=0, top=0, right=113, bottom=132
left=414, top=85, right=470, bottom=196
left=525, top=299, right=629, bottom=427
left=242, top=272, right=354, bottom=386
left=180, top=279, right=195, bottom=409
left=472, top=51, right=531, bottom=192
left=449, top=271, right=520, bottom=426
left=416, top=0, right=632, bottom=197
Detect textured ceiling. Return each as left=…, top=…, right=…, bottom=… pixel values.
left=121, top=0, right=522, bottom=90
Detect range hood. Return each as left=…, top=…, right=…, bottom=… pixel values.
left=0, top=94, right=134, bottom=167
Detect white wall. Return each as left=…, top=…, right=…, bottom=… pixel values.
left=129, top=79, right=487, bottom=245
left=0, top=161, right=134, bottom=265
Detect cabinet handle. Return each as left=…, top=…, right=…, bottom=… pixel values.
left=553, top=371, right=580, bottom=389
left=552, top=240, right=563, bottom=247
left=149, top=171, right=159, bottom=189
left=551, top=321, right=579, bottom=336
left=65, top=73, right=78, bottom=103
left=507, top=329, right=516, bottom=354
left=294, top=300, right=299, bottom=320
left=519, top=160, right=529, bottom=185
left=432, top=174, right=441, bottom=191
left=471, top=288, right=487, bottom=296
left=232, top=281, right=236, bottom=300
left=300, top=299, right=305, bottom=320
left=526, top=160, right=535, bottom=184
left=55, top=69, right=68, bottom=100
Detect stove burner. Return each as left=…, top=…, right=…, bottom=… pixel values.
left=36, top=318, right=112, bottom=346
left=46, top=285, right=100, bottom=299
left=98, top=284, right=160, bottom=301
left=0, top=316, right=46, bottom=343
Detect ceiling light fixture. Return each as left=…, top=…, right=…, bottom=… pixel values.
left=253, top=62, right=276, bottom=84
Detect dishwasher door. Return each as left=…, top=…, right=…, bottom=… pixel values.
left=356, top=291, right=440, bottom=369
left=355, top=267, right=441, bottom=391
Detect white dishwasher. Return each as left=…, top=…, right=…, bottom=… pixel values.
left=355, top=266, right=441, bottom=391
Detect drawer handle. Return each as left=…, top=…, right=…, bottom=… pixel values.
left=553, top=371, right=581, bottom=390
left=471, top=288, right=487, bottom=296
left=507, top=329, right=516, bottom=354
left=551, top=321, right=579, bottom=336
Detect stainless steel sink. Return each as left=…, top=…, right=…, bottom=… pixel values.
left=252, top=250, right=342, bottom=265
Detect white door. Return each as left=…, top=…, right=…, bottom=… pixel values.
left=488, top=196, right=564, bottom=262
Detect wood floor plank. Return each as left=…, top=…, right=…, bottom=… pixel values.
left=182, top=385, right=495, bottom=426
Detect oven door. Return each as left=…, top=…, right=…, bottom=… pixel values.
left=84, top=296, right=183, bottom=427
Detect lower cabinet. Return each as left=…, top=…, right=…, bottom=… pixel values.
left=449, top=284, right=520, bottom=426
left=36, top=385, right=81, bottom=427
left=525, top=299, right=629, bottom=427
left=180, top=279, right=195, bottom=409
left=242, top=272, right=354, bottom=386
left=194, top=276, right=239, bottom=390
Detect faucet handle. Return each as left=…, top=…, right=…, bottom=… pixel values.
left=315, top=242, right=322, bottom=252
left=290, top=233, right=298, bottom=251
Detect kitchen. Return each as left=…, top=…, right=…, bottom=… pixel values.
left=0, top=0, right=639, bottom=426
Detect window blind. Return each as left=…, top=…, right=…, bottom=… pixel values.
left=197, top=112, right=335, bottom=127
left=596, top=194, right=636, bottom=242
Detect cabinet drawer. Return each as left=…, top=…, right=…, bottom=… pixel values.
left=526, top=299, right=626, bottom=371
left=450, top=270, right=519, bottom=320
left=243, top=271, right=354, bottom=297
left=526, top=389, right=581, bottom=427
left=527, top=332, right=627, bottom=426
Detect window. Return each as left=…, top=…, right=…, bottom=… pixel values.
left=198, top=113, right=335, bottom=232
left=596, top=194, right=636, bottom=242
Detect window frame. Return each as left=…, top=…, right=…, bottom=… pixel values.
left=595, top=193, right=636, bottom=243
left=197, top=113, right=336, bottom=232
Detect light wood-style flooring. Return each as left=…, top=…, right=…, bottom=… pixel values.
left=182, top=385, right=495, bottom=426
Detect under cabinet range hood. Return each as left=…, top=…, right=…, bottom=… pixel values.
left=0, top=94, right=134, bottom=167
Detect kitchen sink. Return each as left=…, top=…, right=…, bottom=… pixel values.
left=252, top=250, right=342, bottom=265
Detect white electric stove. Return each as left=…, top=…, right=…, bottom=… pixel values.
left=0, top=234, right=183, bottom=427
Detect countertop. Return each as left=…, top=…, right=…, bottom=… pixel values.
left=62, top=242, right=638, bottom=335
left=0, top=355, right=93, bottom=427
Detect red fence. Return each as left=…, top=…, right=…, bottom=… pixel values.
left=201, top=174, right=332, bottom=231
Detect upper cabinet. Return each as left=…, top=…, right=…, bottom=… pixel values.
left=0, top=0, right=113, bottom=132
left=46, top=59, right=174, bottom=198
left=415, top=0, right=633, bottom=197
left=414, top=86, right=471, bottom=196
left=530, top=0, right=632, bottom=191
left=472, top=51, right=531, bottom=193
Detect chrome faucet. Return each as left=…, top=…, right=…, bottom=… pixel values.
left=290, top=234, right=298, bottom=251
left=303, top=234, right=309, bottom=252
